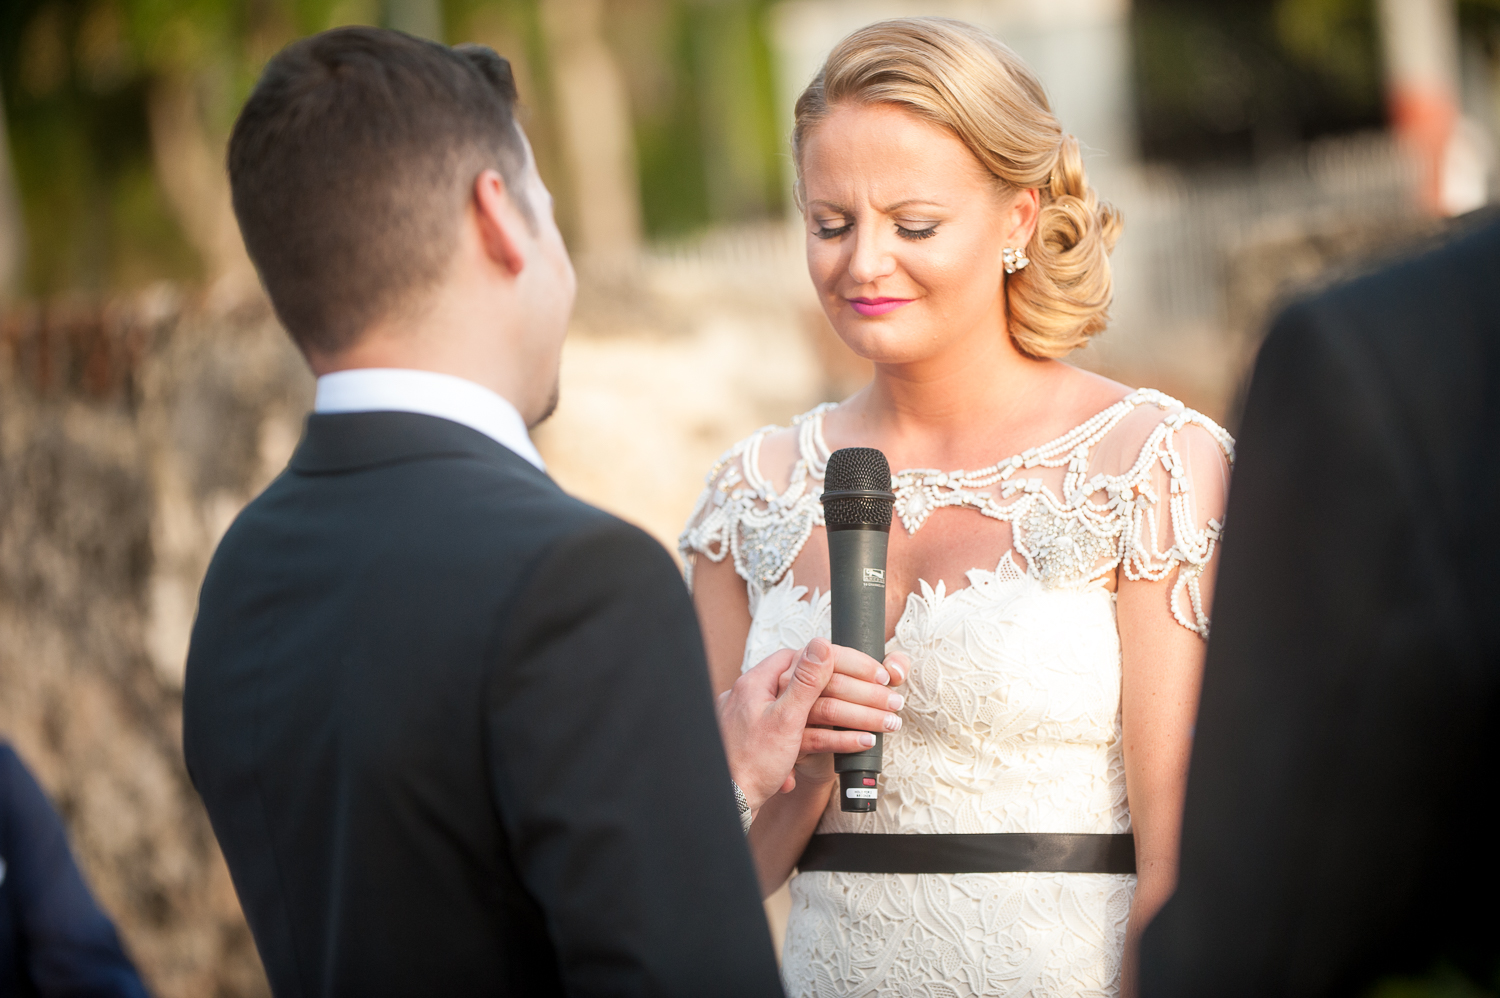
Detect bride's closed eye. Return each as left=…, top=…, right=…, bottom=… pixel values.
left=895, top=222, right=939, bottom=240
left=813, top=218, right=852, bottom=239
left=812, top=218, right=940, bottom=240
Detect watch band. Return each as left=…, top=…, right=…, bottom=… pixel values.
left=732, top=781, right=753, bottom=834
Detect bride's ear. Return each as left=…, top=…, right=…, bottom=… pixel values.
left=1001, top=187, right=1041, bottom=254
left=472, top=168, right=528, bottom=277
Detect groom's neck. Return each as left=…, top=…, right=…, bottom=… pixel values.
left=306, top=297, right=528, bottom=413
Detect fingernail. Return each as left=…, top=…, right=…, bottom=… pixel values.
left=884, top=714, right=902, bottom=732
left=876, top=667, right=891, bottom=685
left=804, top=638, right=830, bottom=664
left=887, top=658, right=907, bottom=683
left=859, top=733, right=876, bottom=747
left=887, top=693, right=905, bottom=711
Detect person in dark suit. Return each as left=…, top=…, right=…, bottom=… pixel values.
left=0, top=741, right=149, bottom=998
left=183, top=27, right=906, bottom=998
left=1139, top=217, right=1500, bottom=996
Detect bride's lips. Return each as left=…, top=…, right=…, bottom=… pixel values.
left=848, top=297, right=914, bottom=317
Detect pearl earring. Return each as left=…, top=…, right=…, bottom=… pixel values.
left=1003, top=246, right=1030, bottom=275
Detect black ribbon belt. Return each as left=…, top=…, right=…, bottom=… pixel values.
left=797, top=833, right=1136, bottom=875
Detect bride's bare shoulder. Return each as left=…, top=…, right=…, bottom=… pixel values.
left=751, top=424, right=804, bottom=494
left=693, top=405, right=829, bottom=499
left=1057, top=363, right=1135, bottom=414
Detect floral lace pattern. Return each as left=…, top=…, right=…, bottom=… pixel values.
left=682, top=391, right=1233, bottom=998
left=746, top=557, right=1134, bottom=997
left=679, top=389, right=1235, bottom=637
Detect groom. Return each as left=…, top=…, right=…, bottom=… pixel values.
left=183, top=27, right=903, bottom=997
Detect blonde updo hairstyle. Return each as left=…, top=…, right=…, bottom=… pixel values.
left=792, top=17, right=1121, bottom=358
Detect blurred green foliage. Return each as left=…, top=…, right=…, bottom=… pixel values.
left=1133, top=0, right=1500, bottom=164
left=1, top=0, right=784, bottom=296
left=1132, top=0, right=1386, bottom=163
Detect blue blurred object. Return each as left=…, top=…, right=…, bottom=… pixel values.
left=0, top=742, right=150, bottom=998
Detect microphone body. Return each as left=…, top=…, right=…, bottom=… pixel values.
left=821, top=448, right=896, bottom=813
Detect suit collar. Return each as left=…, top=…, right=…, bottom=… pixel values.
left=312, top=369, right=546, bottom=472
left=289, top=410, right=554, bottom=482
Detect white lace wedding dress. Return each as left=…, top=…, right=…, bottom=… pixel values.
left=681, top=389, right=1234, bottom=998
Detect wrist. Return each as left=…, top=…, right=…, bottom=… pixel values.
left=732, top=780, right=755, bottom=834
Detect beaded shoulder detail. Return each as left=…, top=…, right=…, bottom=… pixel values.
left=679, top=388, right=1235, bottom=637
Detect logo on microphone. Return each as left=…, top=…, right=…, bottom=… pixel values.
left=862, top=568, right=885, bottom=588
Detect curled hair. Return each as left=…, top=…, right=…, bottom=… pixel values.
left=792, top=18, right=1122, bottom=358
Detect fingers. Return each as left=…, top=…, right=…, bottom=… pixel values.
left=807, top=695, right=902, bottom=733
left=805, top=665, right=904, bottom=738
left=801, top=727, right=879, bottom=756
left=774, top=639, right=838, bottom=721
left=821, top=672, right=905, bottom=713
left=825, top=644, right=890, bottom=686
left=772, top=646, right=909, bottom=697
left=737, top=647, right=798, bottom=700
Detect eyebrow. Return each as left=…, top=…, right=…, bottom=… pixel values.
left=882, top=198, right=946, bottom=212
left=805, top=198, right=947, bottom=213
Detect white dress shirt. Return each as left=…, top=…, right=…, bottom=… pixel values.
left=314, top=368, right=547, bottom=472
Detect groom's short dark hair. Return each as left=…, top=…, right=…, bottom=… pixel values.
left=228, top=27, right=529, bottom=356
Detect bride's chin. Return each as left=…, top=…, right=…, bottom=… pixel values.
left=831, top=323, right=944, bottom=367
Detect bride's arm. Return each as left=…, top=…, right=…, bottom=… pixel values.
left=1116, top=421, right=1232, bottom=997
left=693, top=556, right=837, bottom=896
left=691, top=555, right=754, bottom=698
left=1116, top=573, right=1211, bottom=997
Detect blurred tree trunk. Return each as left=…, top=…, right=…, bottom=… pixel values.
left=0, top=83, right=23, bottom=300
left=145, top=75, right=257, bottom=302
left=541, top=0, right=643, bottom=258
left=692, top=2, right=776, bottom=224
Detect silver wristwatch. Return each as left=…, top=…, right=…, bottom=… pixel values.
left=732, top=780, right=753, bottom=834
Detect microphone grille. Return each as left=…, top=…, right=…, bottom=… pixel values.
left=823, top=447, right=895, bottom=528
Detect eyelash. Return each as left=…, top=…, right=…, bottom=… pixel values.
left=814, top=222, right=940, bottom=240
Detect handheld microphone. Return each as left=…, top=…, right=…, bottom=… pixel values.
left=820, top=447, right=896, bottom=813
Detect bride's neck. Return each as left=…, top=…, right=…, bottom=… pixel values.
left=856, top=328, right=1057, bottom=446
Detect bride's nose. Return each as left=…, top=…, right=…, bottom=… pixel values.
left=847, top=224, right=898, bottom=285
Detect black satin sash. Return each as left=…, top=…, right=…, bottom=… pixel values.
left=796, top=832, right=1136, bottom=875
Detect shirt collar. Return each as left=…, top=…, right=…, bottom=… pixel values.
left=313, top=369, right=546, bottom=472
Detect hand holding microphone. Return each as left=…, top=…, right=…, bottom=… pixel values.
left=718, top=639, right=905, bottom=816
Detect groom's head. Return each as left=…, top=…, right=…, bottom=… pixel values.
left=229, top=27, right=573, bottom=424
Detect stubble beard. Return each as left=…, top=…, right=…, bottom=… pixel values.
left=527, top=378, right=560, bottom=430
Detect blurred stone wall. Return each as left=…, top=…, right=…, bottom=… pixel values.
left=0, top=289, right=308, bottom=998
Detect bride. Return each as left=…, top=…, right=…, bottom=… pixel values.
left=681, top=17, right=1234, bottom=998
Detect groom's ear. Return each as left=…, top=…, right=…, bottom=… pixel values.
left=473, top=168, right=528, bottom=277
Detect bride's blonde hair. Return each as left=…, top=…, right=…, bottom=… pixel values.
left=792, top=17, right=1122, bottom=358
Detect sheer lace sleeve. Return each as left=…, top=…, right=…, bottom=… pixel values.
left=677, top=415, right=829, bottom=593
left=1114, top=407, right=1235, bottom=637
left=678, top=439, right=754, bottom=592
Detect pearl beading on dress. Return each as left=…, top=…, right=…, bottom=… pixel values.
left=680, top=389, right=1235, bottom=638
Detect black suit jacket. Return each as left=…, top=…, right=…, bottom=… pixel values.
left=183, top=411, right=783, bottom=997
left=0, top=743, right=149, bottom=998
left=1141, top=219, right=1500, bottom=994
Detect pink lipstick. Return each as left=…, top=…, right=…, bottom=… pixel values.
left=848, top=297, right=914, bottom=317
